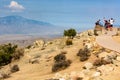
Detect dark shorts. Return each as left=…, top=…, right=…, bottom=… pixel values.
left=110, top=25, right=113, bottom=27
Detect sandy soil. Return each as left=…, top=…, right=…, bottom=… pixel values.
left=112, top=36, right=120, bottom=44
left=4, top=37, right=95, bottom=80
left=1, top=33, right=120, bottom=80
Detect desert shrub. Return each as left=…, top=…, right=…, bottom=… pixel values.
left=94, top=30, right=98, bottom=36
left=10, top=64, right=19, bottom=73
left=76, top=77, right=83, bottom=80
left=26, top=45, right=32, bottom=49
left=52, top=52, right=71, bottom=72
left=54, top=53, right=66, bottom=62
left=80, top=56, right=89, bottom=62
left=12, top=48, right=24, bottom=60
left=52, top=60, right=71, bottom=72
left=0, top=52, right=12, bottom=65
left=118, top=28, right=120, bottom=31
left=77, top=47, right=91, bottom=61
left=93, top=59, right=102, bottom=66
left=0, top=43, right=18, bottom=66
left=0, top=43, right=24, bottom=66
left=93, top=58, right=111, bottom=67
left=66, top=59, right=72, bottom=64
left=66, top=39, right=73, bottom=45
left=0, top=73, right=10, bottom=79
left=64, top=28, right=77, bottom=38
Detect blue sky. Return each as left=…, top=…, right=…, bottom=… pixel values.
left=0, top=0, right=120, bottom=30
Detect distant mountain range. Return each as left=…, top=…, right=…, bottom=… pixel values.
left=0, top=15, right=64, bottom=36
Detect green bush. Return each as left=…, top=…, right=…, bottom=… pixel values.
left=64, top=28, right=77, bottom=37
left=0, top=43, right=20, bottom=66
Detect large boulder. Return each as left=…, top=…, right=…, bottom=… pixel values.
left=97, top=65, right=114, bottom=75
left=29, top=58, right=39, bottom=64
left=98, top=51, right=117, bottom=59
left=94, top=25, right=103, bottom=31
left=75, top=30, right=95, bottom=39
left=75, top=33, right=82, bottom=39
left=88, top=30, right=94, bottom=36
left=84, top=43, right=93, bottom=49
left=94, top=25, right=103, bottom=36
left=79, top=31, right=89, bottom=38
left=54, top=73, right=68, bottom=80
left=33, top=40, right=45, bottom=48
left=83, top=62, right=93, bottom=70
left=112, top=59, right=120, bottom=66
left=116, top=56, right=120, bottom=61
left=77, top=30, right=94, bottom=38
left=92, top=71, right=101, bottom=78
left=98, top=51, right=117, bottom=64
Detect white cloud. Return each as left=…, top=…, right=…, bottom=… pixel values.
left=8, top=1, right=25, bottom=12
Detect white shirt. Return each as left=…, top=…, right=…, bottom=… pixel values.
left=110, top=19, right=114, bottom=25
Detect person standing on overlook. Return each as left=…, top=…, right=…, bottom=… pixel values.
left=95, top=19, right=101, bottom=25
left=103, top=17, right=109, bottom=30
left=109, top=18, right=114, bottom=31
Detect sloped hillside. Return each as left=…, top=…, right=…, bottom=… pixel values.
left=1, top=30, right=120, bottom=80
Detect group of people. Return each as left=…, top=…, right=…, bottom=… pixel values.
left=95, top=18, right=115, bottom=31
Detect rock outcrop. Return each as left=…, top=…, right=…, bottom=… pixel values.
left=83, top=62, right=93, bottom=70
left=76, top=30, right=95, bottom=39
left=33, top=40, right=45, bottom=49
left=94, top=25, right=103, bottom=36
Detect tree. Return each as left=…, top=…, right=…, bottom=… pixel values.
left=64, top=28, right=77, bottom=37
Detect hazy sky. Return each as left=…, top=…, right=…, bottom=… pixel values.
left=0, top=0, right=120, bottom=30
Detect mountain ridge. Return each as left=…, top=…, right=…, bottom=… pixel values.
left=0, top=15, right=53, bottom=26
left=0, top=15, right=63, bottom=35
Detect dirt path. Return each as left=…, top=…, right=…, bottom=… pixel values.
left=96, top=29, right=120, bottom=53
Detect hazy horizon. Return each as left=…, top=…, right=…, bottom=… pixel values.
left=0, top=0, right=120, bottom=30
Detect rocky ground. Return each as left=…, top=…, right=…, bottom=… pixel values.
left=0, top=29, right=120, bottom=80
